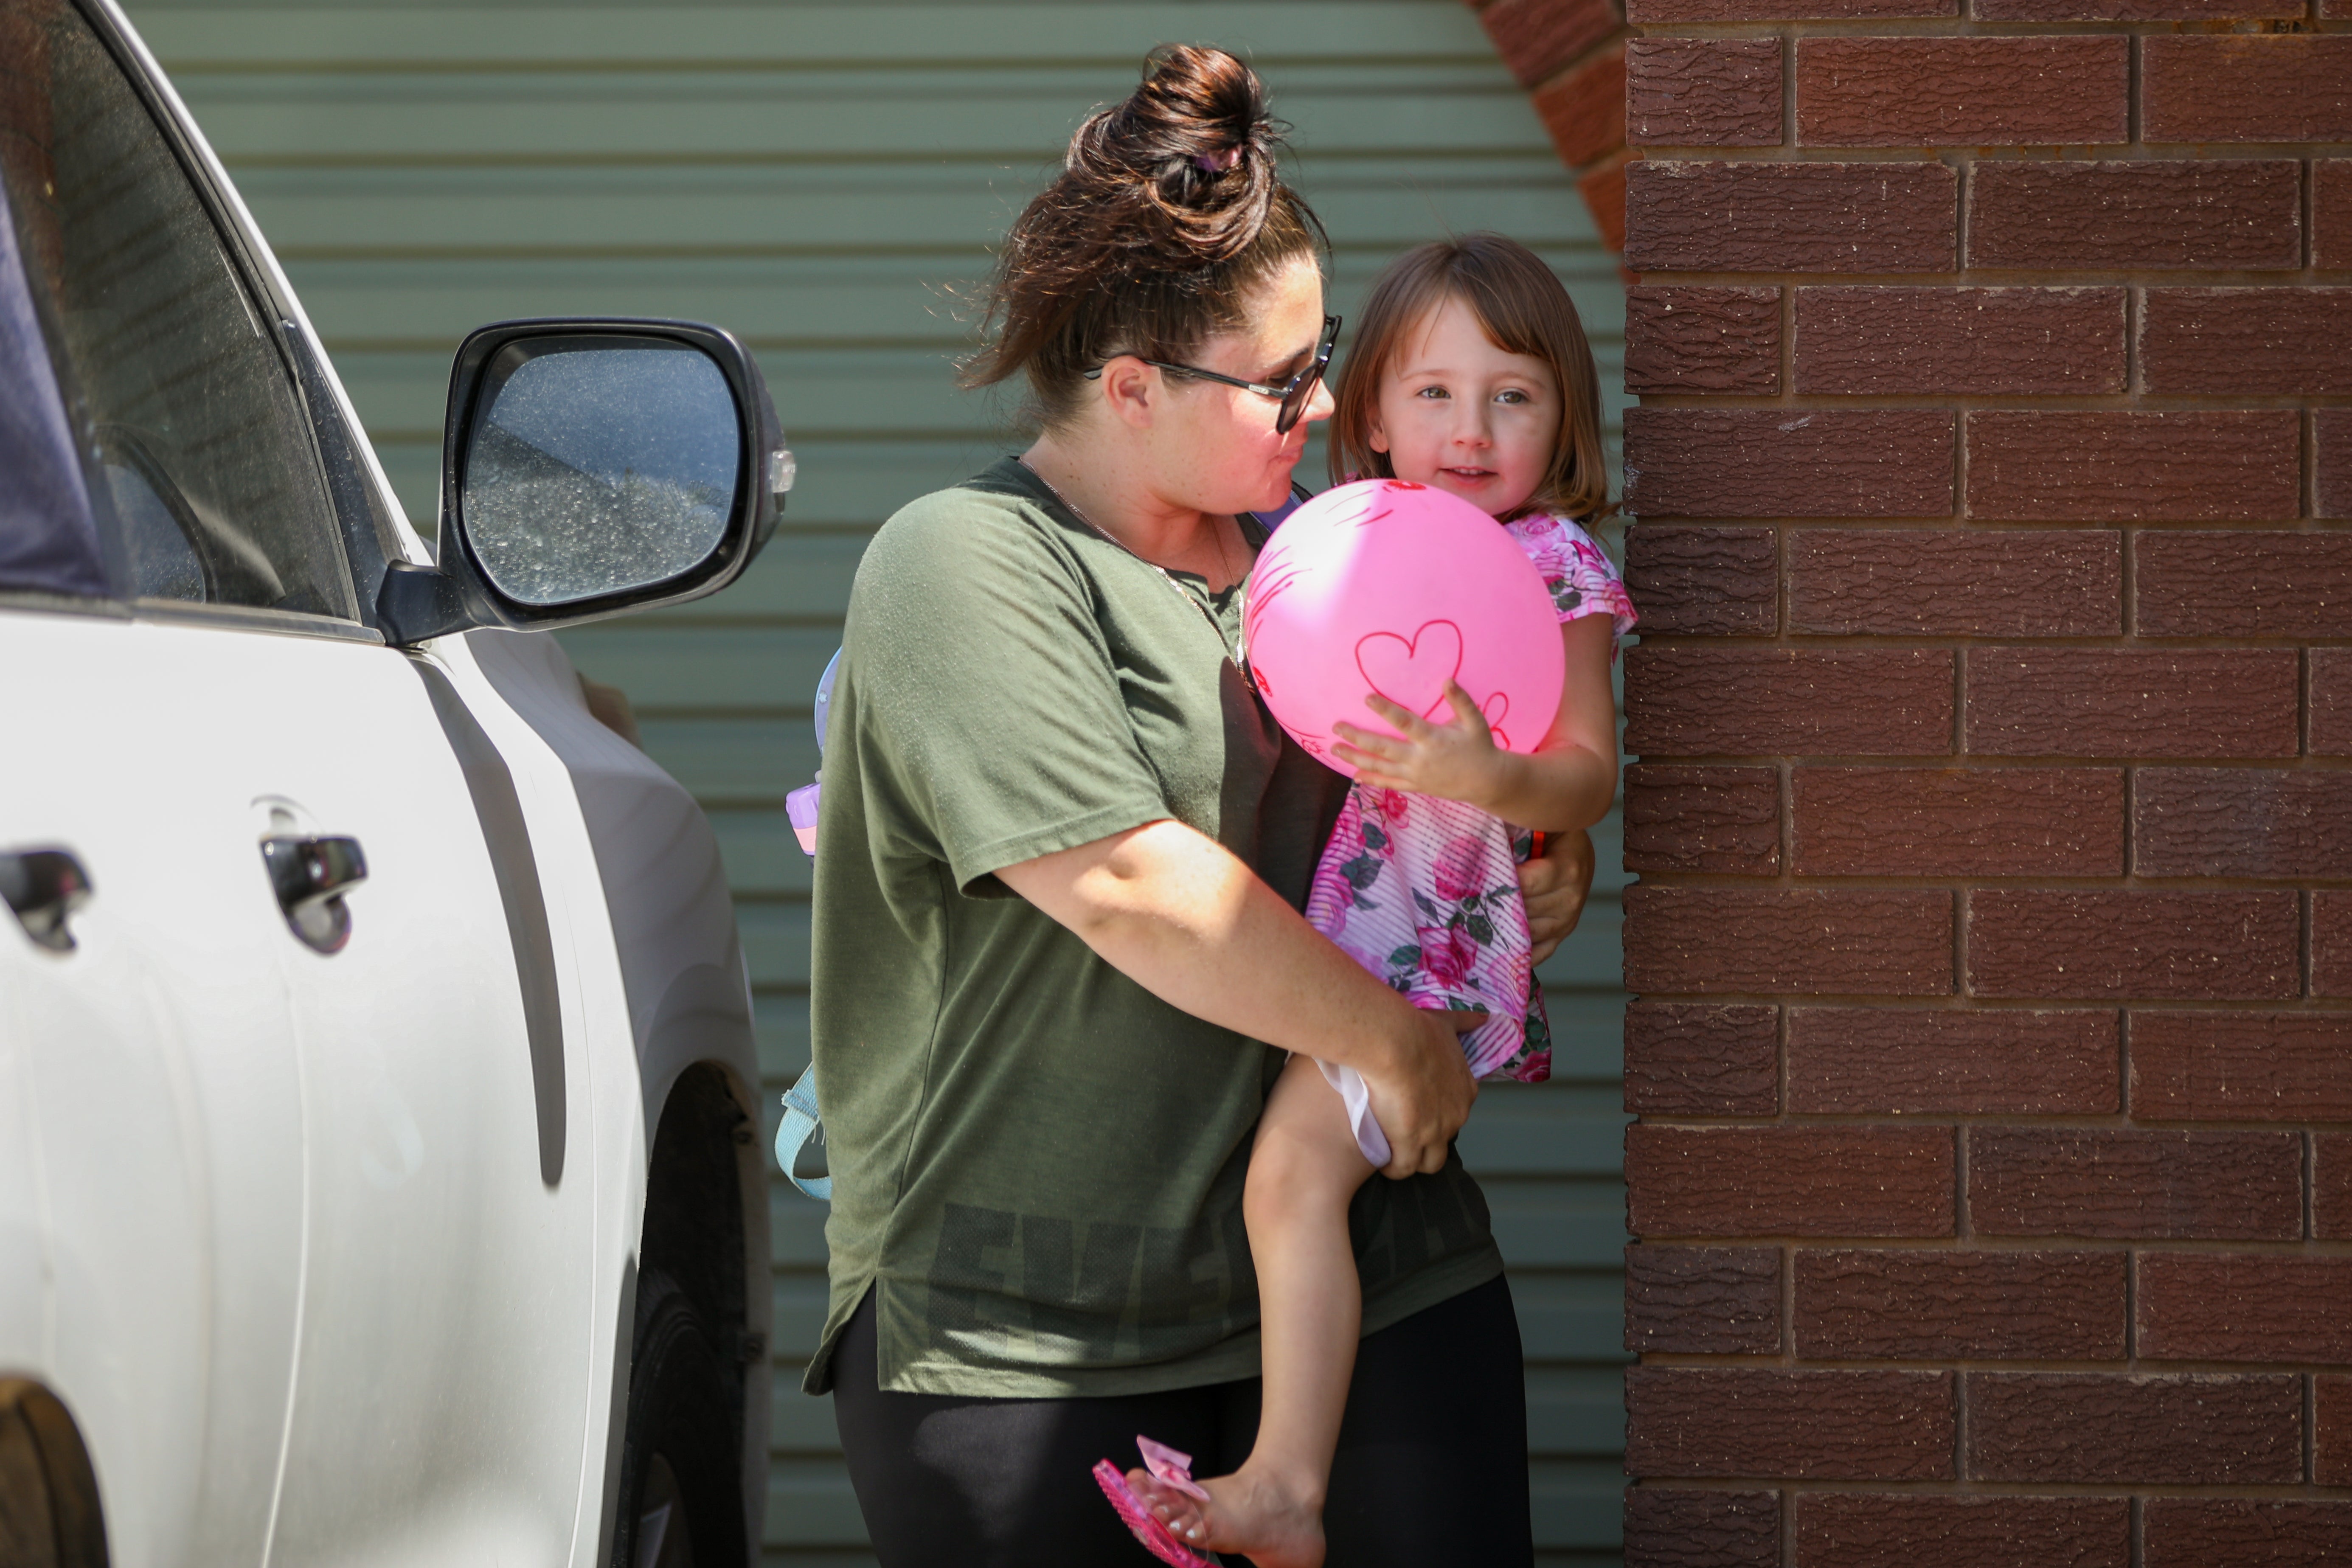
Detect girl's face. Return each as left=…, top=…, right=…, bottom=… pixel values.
left=1366, top=294, right=1560, bottom=519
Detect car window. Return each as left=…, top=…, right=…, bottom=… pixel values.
left=0, top=0, right=355, bottom=620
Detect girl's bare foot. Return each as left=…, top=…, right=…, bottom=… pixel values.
left=1125, top=1464, right=1327, bottom=1568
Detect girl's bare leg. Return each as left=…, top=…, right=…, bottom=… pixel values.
left=1128, top=1053, right=1375, bottom=1568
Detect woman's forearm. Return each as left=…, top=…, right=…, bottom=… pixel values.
left=997, top=818, right=1426, bottom=1075
left=995, top=818, right=1480, bottom=1176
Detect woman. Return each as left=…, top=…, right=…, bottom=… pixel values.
left=806, top=45, right=1593, bottom=1567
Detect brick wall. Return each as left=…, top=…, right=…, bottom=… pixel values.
left=1610, top=0, right=2352, bottom=1560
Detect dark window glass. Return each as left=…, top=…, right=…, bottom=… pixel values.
left=0, top=0, right=354, bottom=619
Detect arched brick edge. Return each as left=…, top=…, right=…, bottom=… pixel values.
left=1464, top=0, right=1633, bottom=253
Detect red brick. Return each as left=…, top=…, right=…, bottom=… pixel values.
left=1629, top=1124, right=1955, bottom=1237
left=2141, top=289, right=2352, bottom=397
left=1970, top=890, right=2301, bottom=1002
left=2316, top=409, right=2352, bottom=520
left=2319, top=1374, right=2352, bottom=1481
left=1626, top=764, right=1780, bottom=876
left=1626, top=288, right=1782, bottom=396
left=1969, top=160, right=2302, bottom=273
left=1627, top=1245, right=1782, bottom=1353
left=1627, top=1368, right=1954, bottom=1480
left=1796, top=1248, right=2125, bottom=1360
left=1625, top=1488, right=1781, bottom=1568
left=1474, top=0, right=1622, bottom=90
left=1967, top=1373, right=2302, bottom=1484
left=2318, top=162, right=2352, bottom=272
left=2147, top=1501, right=2352, bottom=1567
left=2139, top=534, right=2352, bottom=639
left=1795, top=287, right=2126, bottom=397
left=1629, top=647, right=1954, bottom=757
left=1625, top=160, right=1957, bottom=274
left=1624, top=525, right=1778, bottom=635
left=2133, top=1011, right=2352, bottom=1121
left=1627, top=888, right=1955, bottom=997
left=1977, top=0, right=2299, bottom=14
left=2134, top=769, right=2352, bottom=878
left=1534, top=46, right=1627, bottom=170
left=1965, top=649, right=2301, bottom=760
left=2140, top=1256, right=2352, bottom=1363
left=1786, top=1006, right=2119, bottom=1115
left=1966, top=411, right=2300, bottom=523
left=2144, top=36, right=2352, bottom=143
left=1629, top=0, right=1948, bottom=15
left=2318, top=891, right=2352, bottom=998
left=1970, top=1128, right=2303, bottom=1239
left=1796, top=37, right=2127, bottom=147
left=2315, top=649, right=2352, bottom=755
left=1628, top=39, right=1783, bottom=148
left=2317, top=1135, right=2352, bottom=1239
left=1791, top=766, right=2123, bottom=877
left=1579, top=153, right=1630, bottom=255
left=1625, top=1001, right=1781, bottom=1115
left=1627, top=409, right=1953, bottom=521
left=1797, top=1494, right=2130, bottom=1568
left=1790, top=528, right=2117, bottom=636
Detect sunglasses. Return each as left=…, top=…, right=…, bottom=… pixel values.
left=1084, top=315, right=1341, bottom=436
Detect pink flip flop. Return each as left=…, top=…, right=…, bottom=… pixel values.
left=1092, top=1436, right=1220, bottom=1567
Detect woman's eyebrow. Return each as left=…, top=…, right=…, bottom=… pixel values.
left=1261, top=340, right=1316, bottom=379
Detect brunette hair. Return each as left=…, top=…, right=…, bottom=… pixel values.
left=1328, top=234, right=1612, bottom=523
left=961, top=45, right=1325, bottom=429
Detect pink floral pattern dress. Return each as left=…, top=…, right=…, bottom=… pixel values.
left=1302, top=512, right=1635, bottom=1163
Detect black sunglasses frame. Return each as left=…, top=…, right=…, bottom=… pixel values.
left=1084, top=315, right=1341, bottom=435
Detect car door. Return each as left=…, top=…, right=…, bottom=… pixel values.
left=3, top=3, right=596, bottom=1562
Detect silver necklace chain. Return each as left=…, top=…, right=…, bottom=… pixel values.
left=1018, top=460, right=1244, bottom=669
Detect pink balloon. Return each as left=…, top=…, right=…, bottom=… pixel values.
left=1244, top=479, right=1562, bottom=778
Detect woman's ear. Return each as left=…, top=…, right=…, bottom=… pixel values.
left=1097, top=357, right=1160, bottom=430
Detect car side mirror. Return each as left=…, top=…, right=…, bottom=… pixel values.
left=377, top=318, right=790, bottom=645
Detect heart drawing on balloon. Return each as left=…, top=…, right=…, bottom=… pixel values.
left=1355, top=619, right=1465, bottom=721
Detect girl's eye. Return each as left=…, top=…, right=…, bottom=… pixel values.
left=1414, top=385, right=1449, bottom=400
left=1495, top=389, right=1530, bottom=405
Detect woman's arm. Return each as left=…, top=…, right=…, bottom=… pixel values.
left=995, top=820, right=1481, bottom=1180
left=1332, top=614, right=1620, bottom=833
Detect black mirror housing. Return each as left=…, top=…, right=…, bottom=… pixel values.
left=377, top=317, right=787, bottom=646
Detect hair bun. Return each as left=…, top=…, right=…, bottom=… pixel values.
left=1066, top=45, right=1287, bottom=267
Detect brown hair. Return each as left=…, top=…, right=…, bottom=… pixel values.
left=1328, top=234, right=1612, bottom=523
left=961, top=45, right=1325, bottom=429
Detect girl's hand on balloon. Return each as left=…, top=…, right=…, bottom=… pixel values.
left=1333, top=681, right=1518, bottom=809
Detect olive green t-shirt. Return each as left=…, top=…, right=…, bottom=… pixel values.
left=804, top=457, right=1504, bottom=1399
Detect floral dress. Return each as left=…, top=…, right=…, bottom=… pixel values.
left=1302, top=512, right=1635, bottom=1163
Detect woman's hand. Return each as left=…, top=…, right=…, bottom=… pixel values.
left=1360, top=1008, right=1484, bottom=1178
left=1519, top=826, right=1594, bottom=967
left=1331, top=683, right=1515, bottom=812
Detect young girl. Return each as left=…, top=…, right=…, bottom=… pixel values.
left=1110, top=234, right=1634, bottom=1567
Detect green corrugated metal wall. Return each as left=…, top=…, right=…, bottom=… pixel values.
left=129, top=4, right=1632, bottom=1559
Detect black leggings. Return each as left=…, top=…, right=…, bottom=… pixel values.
left=832, top=1274, right=1533, bottom=1567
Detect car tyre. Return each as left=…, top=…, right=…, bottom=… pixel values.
left=611, top=1270, right=745, bottom=1568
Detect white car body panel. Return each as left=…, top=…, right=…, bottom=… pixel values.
left=0, top=1, right=772, bottom=1562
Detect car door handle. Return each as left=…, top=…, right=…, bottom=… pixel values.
left=261, top=835, right=367, bottom=955
left=0, top=848, right=94, bottom=953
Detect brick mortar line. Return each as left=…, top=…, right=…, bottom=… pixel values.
left=1643, top=1354, right=2352, bottom=1373
left=1624, top=143, right=2352, bottom=161
left=1628, top=18, right=2351, bottom=37
left=1633, top=1236, right=2352, bottom=1252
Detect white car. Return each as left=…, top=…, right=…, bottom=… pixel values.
left=0, top=2, right=779, bottom=1565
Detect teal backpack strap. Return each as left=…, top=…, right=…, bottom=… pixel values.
left=775, top=1062, right=831, bottom=1200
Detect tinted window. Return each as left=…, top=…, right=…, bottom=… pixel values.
left=0, top=0, right=354, bottom=619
